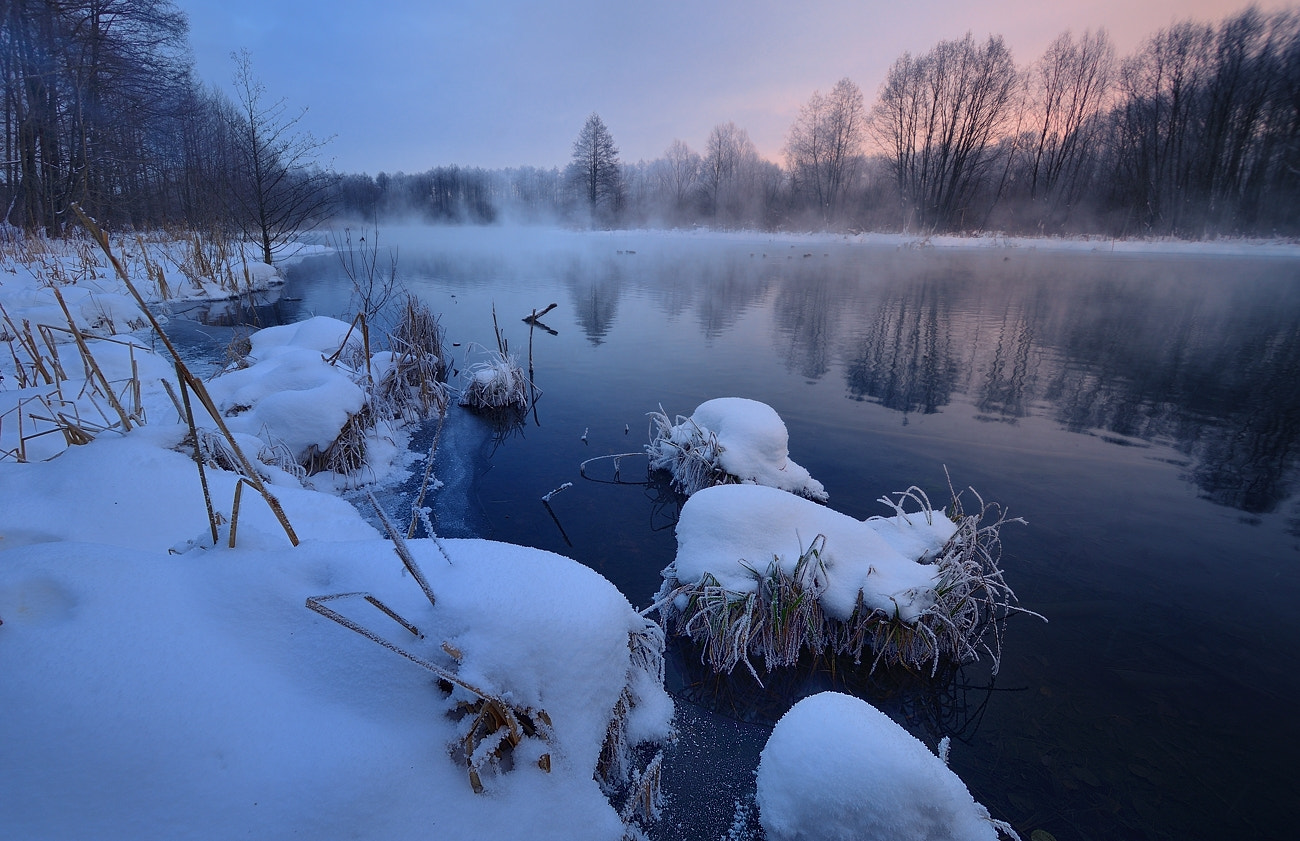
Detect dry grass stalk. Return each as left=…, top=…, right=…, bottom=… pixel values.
left=49, top=290, right=136, bottom=432
left=1, top=303, right=56, bottom=387
left=655, top=486, right=1038, bottom=679
left=303, top=408, right=371, bottom=477
left=377, top=296, right=449, bottom=421
left=72, top=205, right=298, bottom=547
left=305, top=587, right=555, bottom=794
left=598, top=617, right=668, bottom=837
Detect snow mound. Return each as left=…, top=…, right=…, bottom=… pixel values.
left=246, top=314, right=362, bottom=359
left=756, top=692, right=1011, bottom=841
left=207, top=344, right=367, bottom=460
left=0, top=536, right=673, bottom=840
left=648, top=397, right=827, bottom=501
left=655, top=481, right=1028, bottom=677
left=670, top=483, right=955, bottom=622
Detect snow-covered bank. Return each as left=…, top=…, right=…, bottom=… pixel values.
left=0, top=387, right=673, bottom=839
left=1, top=230, right=673, bottom=839
left=0, top=533, right=672, bottom=839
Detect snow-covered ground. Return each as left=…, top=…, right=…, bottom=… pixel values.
left=0, top=232, right=673, bottom=840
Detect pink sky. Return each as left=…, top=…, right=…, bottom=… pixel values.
left=176, top=0, right=1295, bottom=173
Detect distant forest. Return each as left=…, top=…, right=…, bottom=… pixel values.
left=4, top=2, right=1299, bottom=241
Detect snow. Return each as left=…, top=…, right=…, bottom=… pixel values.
left=0, top=427, right=672, bottom=839
left=756, top=692, right=1002, bottom=841
left=670, top=483, right=957, bottom=621
left=206, top=338, right=368, bottom=461
left=691, top=397, right=825, bottom=499
left=246, top=314, right=362, bottom=358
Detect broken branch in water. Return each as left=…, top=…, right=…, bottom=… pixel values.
left=522, top=302, right=558, bottom=324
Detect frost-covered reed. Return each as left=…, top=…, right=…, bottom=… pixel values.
left=646, top=408, right=732, bottom=497
left=458, top=349, right=533, bottom=414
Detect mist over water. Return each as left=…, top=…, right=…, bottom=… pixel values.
left=257, top=226, right=1300, bottom=841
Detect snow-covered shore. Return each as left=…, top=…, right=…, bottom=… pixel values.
left=0, top=231, right=674, bottom=840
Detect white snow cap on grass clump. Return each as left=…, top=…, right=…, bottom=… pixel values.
left=648, top=397, right=827, bottom=501
left=656, top=481, right=1029, bottom=677
left=458, top=349, right=532, bottom=413
left=671, top=483, right=955, bottom=622
left=756, top=692, right=1015, bottom=841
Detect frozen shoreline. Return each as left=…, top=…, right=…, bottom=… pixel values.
left=581, top=225, right=1300, bottom=259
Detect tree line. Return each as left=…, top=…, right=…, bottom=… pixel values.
left=337, top=7, right=1300, bottom=238
left=4, top=3, right=1298, bottom=242
left=1, top=0, right=329, bottom=262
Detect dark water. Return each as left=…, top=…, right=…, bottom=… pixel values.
left=257, top=227, right=1298, bottom=841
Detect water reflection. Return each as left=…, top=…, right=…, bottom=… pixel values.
left=562, top=255, right=623, bottom=345
left=668, top=639, right=997, bottom=745
left=276, top=238, right=1299, bottom=515
left=166, top=285, right=292, bottom=328
left=843, top=275, right=960, bottom=415
left=816, top=253, right=1300, bottom=514
left=773, top=264, right=836, bottom=381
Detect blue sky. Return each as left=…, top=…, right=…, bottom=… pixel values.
left=176, top=0, right=1291, bottom=174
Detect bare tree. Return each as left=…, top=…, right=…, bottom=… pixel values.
left=870, top=33, right=1021, bottom=231
left=661, top=138, right=702, bottom=213
left=785, top=77, right=867, bottom=224
left=1023, top=29, right=1114, bottom=210
left=564, top=112, right=622, bottom=225
left=0, top=0, right=194, bottom=232
left=703, top=121, right=762, bottom=226
left=228, top=49, right=333, bottom=264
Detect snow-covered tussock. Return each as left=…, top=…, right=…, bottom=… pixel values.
left=757, top=692, right=1020, bottom=841
left=206, top=313, right=446, bottom=480
left=655, top=481, right=1030, bottom=678
left=458, top=349, right=533, bottom=414
left=647, top=397, right=827, bottom=501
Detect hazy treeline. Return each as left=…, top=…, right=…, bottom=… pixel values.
left=336, top=6, right=1300, bottom=238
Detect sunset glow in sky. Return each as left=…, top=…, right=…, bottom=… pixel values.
left=175, top=0, right=1295, bottom=174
